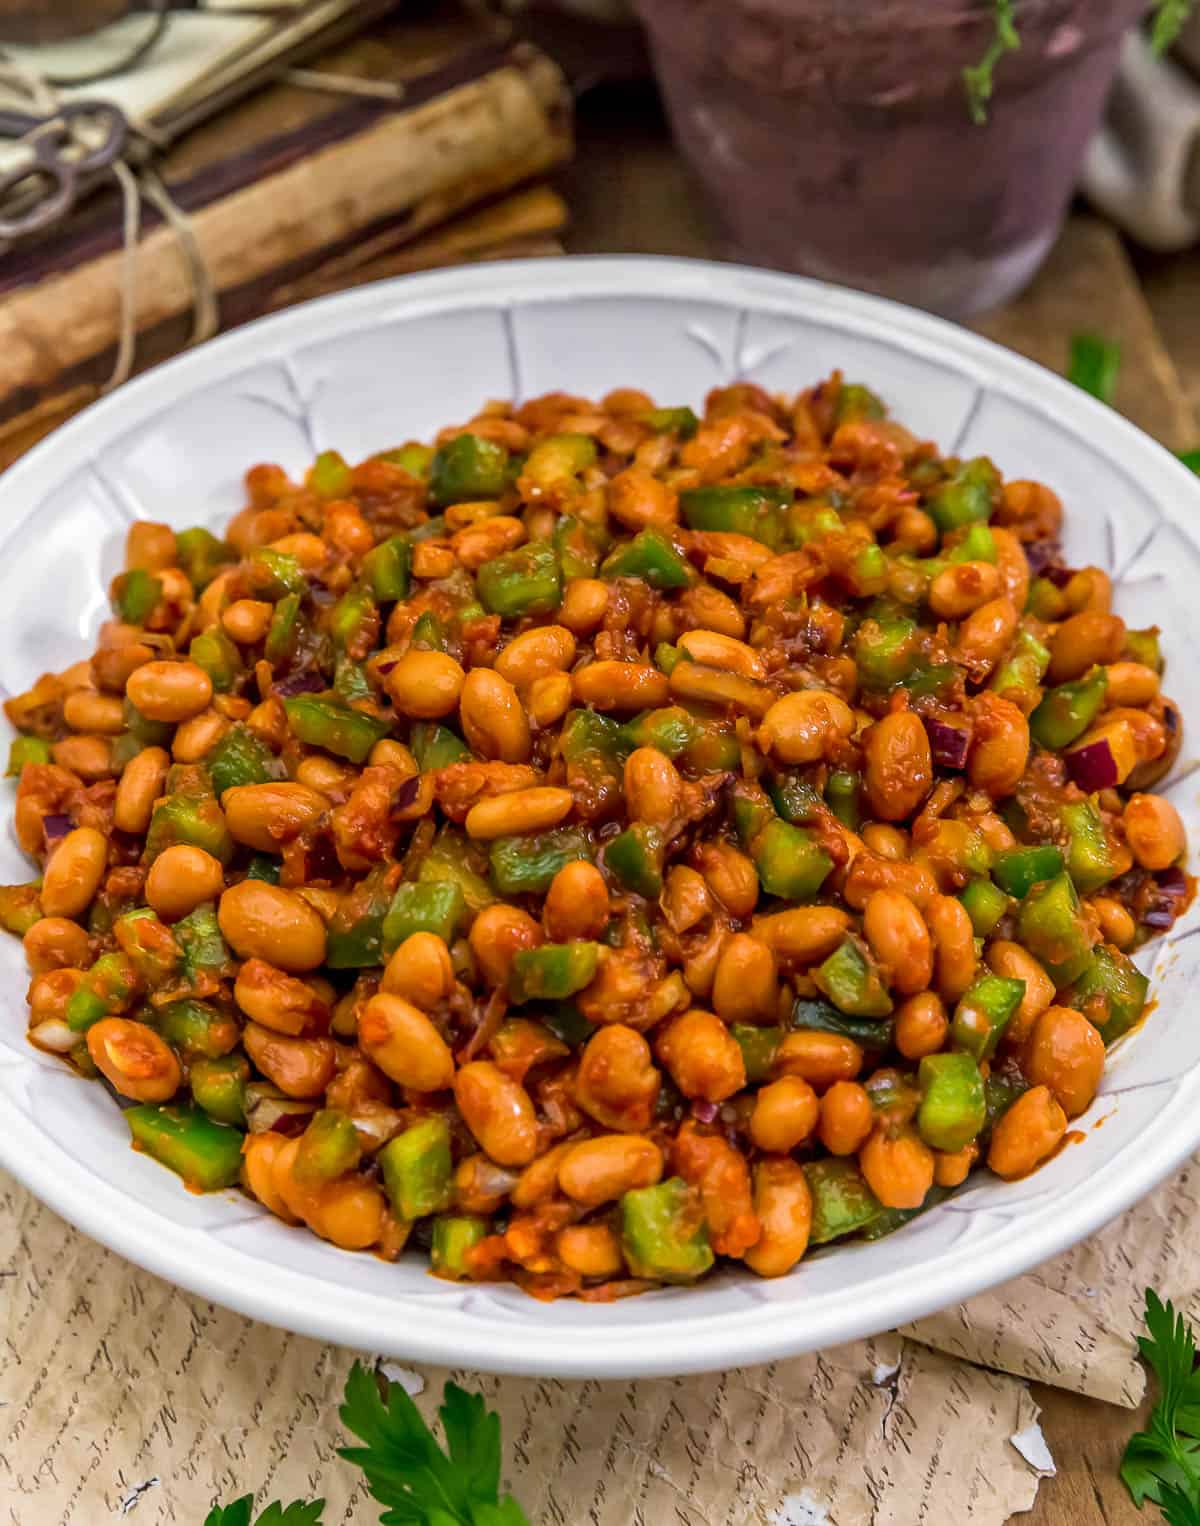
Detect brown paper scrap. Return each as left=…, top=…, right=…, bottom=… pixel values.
left=0, top=1171, right=1042, bottom=1525
left=905, top=1153, right=1200, bottom=1408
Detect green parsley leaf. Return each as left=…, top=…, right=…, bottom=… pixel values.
left=963, top=0, right=1020, bottom=124
left=338, top=1361, right=531, bottom=1526
left=1152, top=0, right=1196, bottom=54
left=205, top=1500, right=324, bottom=1526
left=1121, top=1289, right=1200, bottom=1511
left=1068, top=333, right=1121, bottom=405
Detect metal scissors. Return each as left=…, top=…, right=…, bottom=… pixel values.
left=0, top=99, right=128, bottom=239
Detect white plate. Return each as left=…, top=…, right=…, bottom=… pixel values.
left=1, top=257, right=1198, bottom=1378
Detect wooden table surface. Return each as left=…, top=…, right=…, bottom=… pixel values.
left=561, top=78, right=1199, bottom=1526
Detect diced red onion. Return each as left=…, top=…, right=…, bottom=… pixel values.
left=1143, top=906, right=1177, bottom=930
left=1044, top=564, right=1074, bottom=588
left=42, top=813, right=72, bottom=842
left=28, top=1017, right=77, bottom=1053
left=395, top=774, right=422, bottom=810
left=1065, top=736, right=1119, bottom=791
left=1155, top=866, right=1188, bottom=898
left=274, top=670, right=326, bottom=697
left=1024, top=539, right=1063, bottom=576
left=923, top=716, right=971, bottom=770
left=376, top=658, right=398, bottom=675
left=691, top=1100, right=719, bottom=1124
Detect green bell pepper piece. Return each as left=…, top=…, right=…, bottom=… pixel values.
left=326, top=863, right=400, bottom=969
left=618, top=707, right=697, bottom=760
left=788, top=501, right=844, bottom=547
left=860, top=1188, right=952, bottom=1241
left=114, top=906, right=181, bottom=987
left=984, top=1072, right=1030, bottom=1131
left=430, top=1215, right=489, bottom=1280
left=175, top=526, right=233, bottom=590
left=842, top=541, right=887, bottom=598
left=476, top=542, right=561, bottom=618
left=791, top=996, right=894, bottom=1053
left=683, top=724, right=740, bottom=772
left=1061, top=799, right=1120, bottom=895
left=248, top=547, right=307, bottom=599
left=380, top=1116, right=454, bottom=1220
left=951, top=974, right=1026, bottom=1061
left=521, top=432, right=595, bottom=488
left=362, top=535, right=412, bottom=602
left=156, top=998, right=239, bottom=1059
left=410, top=610, right=444, bottom=652
left=813, top=936, right=893, bottom=1018
left=245, top=854, right=281, bottom=884
left=945, top=523, right=998, bottom=564
left=1123, top=626, right=1162, bottom=673
left=329, top=584, right=378, bottom=654
left=621, top=1177, right=714, bottom=1283
left=172, top=901, right=231, bottom=986
left=553, top=513, right=605, bottom=580
left=824, top=769, right=862, bottom=829
left=189, top=626, right=242, bottom=692
left=6, top=735, right=51, bottom=776
left=124, top=698, right=173, bottom=749
left=189, top=1053, right=249, bottom=1126
left=731, top=781, right=775, bottom=849
left=410, top=722, right=471, bottom=771
left=765, top=771, right=823, bottom=826
left=416, top=828, right=495, bottom=914
left=542, top=1002, right=593, bottom=1050
left=804, top=1158, right=882, bottom=1244
left=294, top=1108, right=362, bottom=1184
left=991, top=627, right=1051, bottom=701
left=264, top=591, right=302, bottom=664
left=65, top=951, right=136, bottom=1032
left=855, top=615, right=920, bottom=689
left=114, top=567, right=163, bottom=625
left=429, top=433, right=508, bottom=506
left=638, top=405, right=699, bottom=438
left=605, top=823, right=665, bottom=898
left=1029, top=667, right=1107, bottom=750
left=960, top=876, right=1010, bottom=936
left=334, top=657, right=371, bottom=703
left=833, top=382, right=885, bottom=423
left=309, top=448, right=352, bottom=499
left=917, top=1052, right=986, bottom=1152
left=679, top=485, right=790, bottom=548
left=381, top=880, right=466, bottom=954
left=561, top=706, right=624, bottom=758
left=377, top=442, right=432, bottom=478
left=145, top=789, right=233, bottom=865
left=1065, top=943, right=1149, bottom=1045
left=490, top=828, right=591, bottom=896
left=206, top=724, right=281, bottom=797
left=992, top=844, right=1065, bottom=899
left=127, top=1103, right=243, bottom=1191
left=284, top=694, right=390, bottom=764
left=1017, top=871, right=1094, bottom=986
left=926, top=458, right=1000, bottom=533
left=732, top=1024, right=781, bottom=1083
left=510, top=941, right=600, bottom=1002
left=751, top=819, right=833, bottom=901
left=600, top=529, right=693, bottom=590
left=900, top=663, right=959, bottom=701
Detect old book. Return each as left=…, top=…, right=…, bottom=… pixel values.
left=0, top=17, right=571, bottom=450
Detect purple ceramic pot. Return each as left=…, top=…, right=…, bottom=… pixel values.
left=633, top=0, right=1148, bottom=315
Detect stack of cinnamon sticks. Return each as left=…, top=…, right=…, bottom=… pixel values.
left=0, top=9, right=573, bottom=465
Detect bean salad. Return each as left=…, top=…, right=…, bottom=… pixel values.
left=5, top=374, right=1189, bottom=1298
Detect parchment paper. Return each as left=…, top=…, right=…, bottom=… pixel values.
left=0, top=1171, right=1042, bottom=1526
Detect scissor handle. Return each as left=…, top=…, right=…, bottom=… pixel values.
left=56, top=100, right=129, bottom=173
left=0, top=156, right=73, bottom=239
